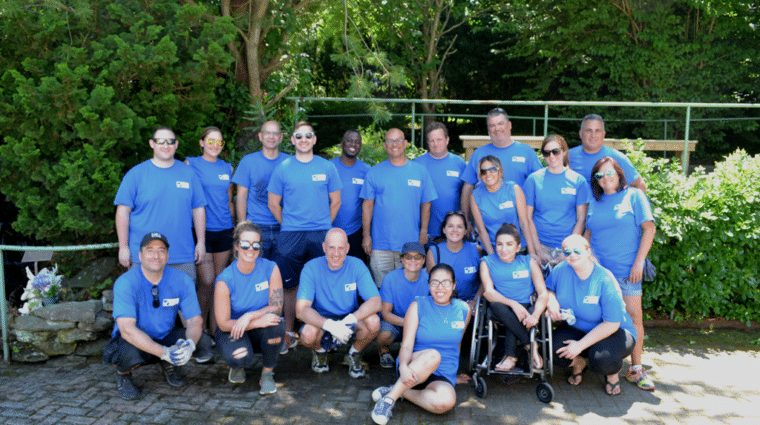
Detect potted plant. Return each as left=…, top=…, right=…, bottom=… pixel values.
left=19, top=265, right=63, bottom=314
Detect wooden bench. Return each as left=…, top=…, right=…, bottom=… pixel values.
left=461, top=136, right=697, bottom=163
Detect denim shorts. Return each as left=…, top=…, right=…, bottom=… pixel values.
left=617, top=277, right=642, bottom=297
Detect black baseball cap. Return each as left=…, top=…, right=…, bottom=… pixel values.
left=140, top=232, right=170, bottom=249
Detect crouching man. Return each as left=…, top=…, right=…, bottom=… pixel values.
left=104, top=232, right=208, bottom=400
left=296, top=228, right=381, bottom=378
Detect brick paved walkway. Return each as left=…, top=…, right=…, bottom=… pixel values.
left=1, top=342, right=759, bottom=424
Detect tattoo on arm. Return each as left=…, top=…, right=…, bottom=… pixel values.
left=269, top=287, right=283, bottom=314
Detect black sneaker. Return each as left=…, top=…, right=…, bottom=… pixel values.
left=194, top=333, right=214, bottom=364
left=115, top=372, right=141, bottom=400
left=158, top=360, right=186, bottom=387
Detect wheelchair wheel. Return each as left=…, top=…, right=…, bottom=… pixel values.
left=536, top=382, right=553, bottom=403
left=474, top=374, right=487, bottom=398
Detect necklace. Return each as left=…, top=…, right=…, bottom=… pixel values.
left=433, top=301, right=452, bottom=324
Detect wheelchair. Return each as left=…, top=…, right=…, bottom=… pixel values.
left=468, top=295, right=554, bottom=403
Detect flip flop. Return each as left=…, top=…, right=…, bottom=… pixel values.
left=604, top=376, right=622, bottom=396
left=567, top=365, right=588, bottom=386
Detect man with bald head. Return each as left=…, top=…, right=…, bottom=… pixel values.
left=360, top=128, right=437, bottom=287
left=296, top=228, right=381, bottom=378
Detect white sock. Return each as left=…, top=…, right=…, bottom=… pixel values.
left=349, top=346, right=359, bottom=356
left=315, top=348, right=326, bottom=353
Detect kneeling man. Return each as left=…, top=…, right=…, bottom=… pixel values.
left=297, top=228, right=381, bottom=378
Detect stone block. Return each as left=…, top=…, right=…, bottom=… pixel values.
left=68, top=257, right=117, bottom=289
left=78, top=316, right=113, bottom=332
left=9, top=340, right=49, bottom=363
left=11, top=314, right=75, bottom=332
left=32, top=300, right=102, bottom=323
left=13, top=329, right=54, bottom=344
left=102, top=289, right=114, bottom=302
left=75, top=338, right=110, bottom=357
left=33, top=339, right=77, bottom=356
left=58, top=327, right=98, bottom=343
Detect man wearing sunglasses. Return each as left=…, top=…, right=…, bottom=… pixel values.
left=115, top=126, right=208, bottom=282
left=569, top=114, right=647, bottom=191
left=460, top=108, right=543, bottom=233
left=232, top=120, right=291, bottom=260
left=104, top=232, right=206, bottom=400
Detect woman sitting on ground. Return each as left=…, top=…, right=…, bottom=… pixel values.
left=480, top=223, right=547, bottom=372
left=370, top=264, right=470, bottom=425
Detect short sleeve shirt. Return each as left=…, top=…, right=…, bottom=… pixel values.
left=297, top=256, right=379, bottom=318
left=472, top=181, right=526, bottom=249
left=431, top=242, right=481, bottom=301
left=568, top=145, right=640, bottom=187
left=462, top=142, right=542, bottom=188
left=231, top=151, right=291, bottom=225
left=331, top=158, right=371, bottom=235
left=187, top=156, right=234, bottom=231
left=379, top=268, right=430, bottom=318
left=414, top=153, right=466, bottom=238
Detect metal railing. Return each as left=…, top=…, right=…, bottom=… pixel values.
left=1, top=243, right=118, bottom=364
left=288, top=97, right=760, bottom=173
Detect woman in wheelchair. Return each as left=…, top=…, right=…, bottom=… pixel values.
left=370, top=264, right=470, bottom=425
left=545, top=235, right=636, bottom=396
left=480, top=223, right=548, bottom=372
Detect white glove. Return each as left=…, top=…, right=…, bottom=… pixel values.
left=161, top=344, right=181, bottom=365
left=170, top=338, right=195, bottom=366
left=340, top=314, right=358, bottom=326
left=323, top=319, right=353, bottom=345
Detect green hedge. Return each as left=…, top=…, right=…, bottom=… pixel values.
left=628, top=146, right=760, bottom=323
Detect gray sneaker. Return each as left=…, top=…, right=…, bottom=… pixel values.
left=157, top=360, right=186, bottom=387
left=311, top=350, right=329, bottom=373
left=371, top=397, right=394, bottom=425
left=115, top=372, right=141, bottom=400
left=372, top=385, right=393, bottom=402
left=344, top=352, right=366, bottom=379
left=228, top=367, right=246, bottom=384
left=259, top=370, right=277, bottom=395
left=379, top=350, right=395, bottom=369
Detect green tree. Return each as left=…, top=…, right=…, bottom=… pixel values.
left=0, top=0, right=236, bottom=244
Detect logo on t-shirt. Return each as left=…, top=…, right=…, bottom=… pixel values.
left=446, top=170, right=460, bottom=177
left=352, top=178, right=364, bottom=185
left=176, top=181, right=190, bottom=189
left=499, top=201, right=514, bottom=210
left=561, top=187, right=576, bottom=195
left=312, top=174, right=327, bottom=182
left=451, top=321, right=465, bottom=329
left=407, top=179, right=421, bottom=187
left=163, top=298, right=179, bottom=307
left=219, top=174, right=230, bottom=181
left=464, top=266, right=476, bottom=274
left=512, top=270, right=529, bottom=279
left=583, top=295, right=599, bottom=304
left=255, top=281, right=269, bottom=292
left=512, top=156, right=526, bottom=163
left=345, top=282, right=357, bottom=291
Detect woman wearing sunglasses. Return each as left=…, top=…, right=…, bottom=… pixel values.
left=545, top=235, right=636, bottom=396
left=480, top=223, right=547, bottom=372
left=470, top=155, right=534, bottom=257
left=214, top=221, right=285, bottom=394
left=523, top=135, right=591, bottom=269
left=586, top=157, right=656, bottom=391
left=185, top=126, right=235, bottom=336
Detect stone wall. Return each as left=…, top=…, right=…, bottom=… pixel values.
left=10, top=298, right=114, bottom=362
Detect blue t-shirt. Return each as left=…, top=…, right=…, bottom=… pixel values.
left=114, top=159, right=207, bottom=264
left=111, top=266, right=201, bottom=339
left=331, top=158, right=371, bottom=235
left=524, top=168, right=592, bottom=249
left=268, top=156, right=342, bottom=231
left=187, top=156, right=234, bottom=232
left=430, top=242, right=480, bottom=301
left=360, top=160, right=438, bottom=251
left=462, top=142, right=542, bottom=188
left=231, top=151, right=291, bottom=225
left=472, top=181, right=526, bottom=249
left=568, top=145, right=640, bottom=187
left=379, top=268, right=430, bottom=318
left=586, top=188, right=653, bottom=278
left=545, top=261, right=636, bottom=337
left=414, top=153, right=466, bottom=238
left=413, top=296, right=468, bottom=386
left=297, top=256, right=380, bottom=318
left=216, top=258, right=277, bottom=320
left=482, top=254, right=534, bottom=304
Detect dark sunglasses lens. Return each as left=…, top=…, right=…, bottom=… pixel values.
left=251, top=242, right=262, bottom=251
left=595, top=172, right=604, bottom=180
left=152, top=286, right=159, bottom=308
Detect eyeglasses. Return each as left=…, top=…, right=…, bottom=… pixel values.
left=293, top=132, right=314, bottom=140
left=205, top=138, right=224, bottom=146
left=563, top=247, right=584, bottom=257
left=480, top=166, right=499, bottom=175
left=594, top=169, right=616, bottom=180
left=429, top=279, right=454, bottom=289
left=154, top=138, right=177, bottom=145
left=151, top=285, right=160, bottom=308
left=403, top=253, right=424, bottom=261
left=261, top=130, right=281, bottom=137
left=384, top=138, right=405, bottom=145
left=542, top=148, right=562, bottom=157
left=239, top=241, right=262, bottom=251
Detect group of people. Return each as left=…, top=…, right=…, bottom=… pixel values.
left=104, top=110, right=656, bottom=424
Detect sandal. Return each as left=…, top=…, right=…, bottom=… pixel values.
left=495, top=356, right=517, bottom=372
left=626, top=366, right=656, bottom=391
left=567, top=358, right=587, bottom=386
left=604, top=375, right=622, bottom=396
left=529, top=342, right=543, bottom=370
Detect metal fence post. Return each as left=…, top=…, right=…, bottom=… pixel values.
left=1, top=249, right=8, bottom=364
left=683, top=106, right=691, bottom=174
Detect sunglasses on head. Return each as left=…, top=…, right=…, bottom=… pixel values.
left=542, top=148, right=562, bottom=157
left=239, top=241, right=262, bottom=251
left=154, top=138, right=177, bottom=145
left=480, top=166, right=499, bottom=175
left=293, top=132, right=314, bottom=140
left=563, top=247, right=584, bottom=256
left=594, top=169, right=616, bottom=180
left=205, top=138, right=224, bottom=146
left=151, top=285, right=160, bottom=308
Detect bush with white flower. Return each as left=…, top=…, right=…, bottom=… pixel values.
left=19, top=265, right=63, bottom=315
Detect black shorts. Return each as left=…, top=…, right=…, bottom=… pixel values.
left=205, top=228, right=233, bottom=253
left=412, top=373, right=453, bottom=390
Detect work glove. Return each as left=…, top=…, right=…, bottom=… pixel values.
left=170, top=338, right=195, bottom=366
left=322, top=319, right=353, bottom=345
